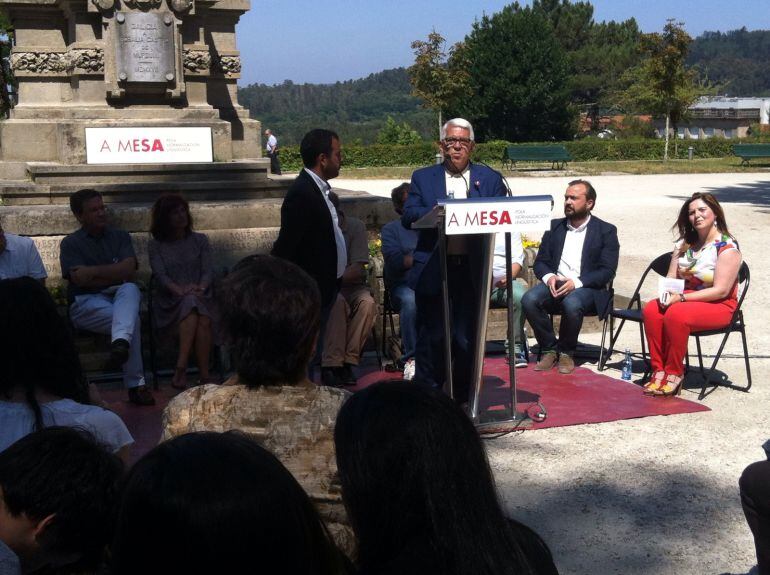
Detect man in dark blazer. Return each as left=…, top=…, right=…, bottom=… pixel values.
left=272, top=129, right=347, bottom=378
left=521, top=179, right=619, bottom=374
left=402, top=118, right=506, bottom=400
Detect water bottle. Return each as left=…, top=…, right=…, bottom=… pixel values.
left=621, top=348, right=633, bottom=381
left=447, top=190, right=455, bottom=200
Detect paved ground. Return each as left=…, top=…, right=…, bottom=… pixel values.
left=333, top=172, right=770, bottom=575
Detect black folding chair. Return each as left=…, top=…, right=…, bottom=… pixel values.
left=598, top=252, right=670, bottom=373
left=687, top=261, right=751, bottom=399
left=380, top=286, right=401, bottom=365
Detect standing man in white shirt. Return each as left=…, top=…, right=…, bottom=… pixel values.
left=0, top=220, right=47, bottom=283
left=264, top=128, right=282, bottom=175
left=521, top=180, right=619, bottom=374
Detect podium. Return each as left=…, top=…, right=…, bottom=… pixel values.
left=412, top=195, right=552, bottom=428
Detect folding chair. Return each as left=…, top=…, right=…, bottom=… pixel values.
left=687, top=261, right=751, bottom=399
left=380, top=286, right=401, bottom=365
left=598, top=252, right=670, bottom=372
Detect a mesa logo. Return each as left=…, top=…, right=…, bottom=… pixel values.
left=99, top=138, right=165, bottom=153
left=448, top=209, right=513, bottom=227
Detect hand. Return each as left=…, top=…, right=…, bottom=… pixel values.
left=546, top=275, right=559, bottom=297
left=192, top=284, right=206, bottom=296
left=168, top=283, right=186, bottom=297
left=495, top=278, right=508, bottom=288
left=70, top=266, right=94, bottom=285
left=660, top=290, right=680, bottom=309
left=403, top=254, right=414, bottom=270
left=554, top=278, right=575, bottom=298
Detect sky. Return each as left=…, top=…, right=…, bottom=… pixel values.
left=236, top=0, right=770, bottom=87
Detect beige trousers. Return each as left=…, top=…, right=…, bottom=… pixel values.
left=322, top=285, right=377, bottom=367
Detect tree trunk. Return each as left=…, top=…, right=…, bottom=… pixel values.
left=664, top=111, right=670, bottom=162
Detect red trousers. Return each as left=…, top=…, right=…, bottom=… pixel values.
left=642, top=294, right=736, bottom=376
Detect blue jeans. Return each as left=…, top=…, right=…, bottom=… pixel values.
left=70, top=283, right=145, bottom=389
left=389, top=283, right=417, bottom=362
left=521, top=282, right=597, bottom=355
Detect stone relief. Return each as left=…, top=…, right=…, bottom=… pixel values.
left=91, top=0, right=115, bottom=10
left=212, top=55, right=241, bottom=76
left=183, top=49, right=211, bottom=73
left=11, top=49, right=104, bottom=75
left=123, top=0, right=162, bottom=7
left=71, top=49, right=105, bottom=73
left=169, top=0, right=193, bottom=12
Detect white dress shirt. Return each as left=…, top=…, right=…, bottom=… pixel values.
left=0, top=232, right=47, bottom=280
left=304, top=168, right=347, bottom=278
left=542, top=215, right=591, bottom=290
left=444, top=166, right=470, bottom=200
left=265, top=134, right=278, bottom=153
left=492, top=231, right=525, bottom=285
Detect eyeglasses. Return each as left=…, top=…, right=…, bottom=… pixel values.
left=443, top=137, right=472, bottom=148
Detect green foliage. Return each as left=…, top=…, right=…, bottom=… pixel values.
left=376, top=116, right=422, bottom=145
left=456, top=3, right=575, bottom=142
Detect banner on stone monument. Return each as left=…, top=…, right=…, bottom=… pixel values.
left=85, top=127, right=214, bottom=164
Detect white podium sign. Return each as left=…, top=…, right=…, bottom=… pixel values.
left=443, top=197, right=552, bottom=235
left=85, top=127, right=213, bottom=164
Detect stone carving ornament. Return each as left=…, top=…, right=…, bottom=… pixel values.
left=212, top=55, right=241, bottom=76
left=11, top=52, right=68, bottom=74
left=91, top=0, right=115, bottom=10
left=169, top=0, right=193, bottom=12
left=183, top=49, right=211, bottom=73
left=123, top=0, right=162, bottom=8
left=71, top=49, right=105, bottom=73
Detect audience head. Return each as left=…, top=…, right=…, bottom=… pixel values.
left=149, top=193, right=193, bottom=242
left=265, top=128, right=272, bottom=136
left=219, top=255, right=320, bottom=387
left=390, top=183, right=410, bottom=215
left=440, top=118, right=475, bottom=173
left=300, top=129, right=341, bottom=180
left=110, top=431, right=345, bottom=575
left=334, top=381, right=531, bottom=575
left=0, top=427, right=123, bottom=573
left=69, top=189, right=107, bottom=234
left=0, top=277, right=88, bottom=424
left=674, top=192, right=732, bottom=245
left=564, top=179, right=596, bottom=221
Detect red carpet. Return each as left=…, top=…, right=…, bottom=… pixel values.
left=103, top=356, right=709, bottom=464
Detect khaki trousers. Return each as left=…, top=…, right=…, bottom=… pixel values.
left=322, top=285, right=377, bottom=367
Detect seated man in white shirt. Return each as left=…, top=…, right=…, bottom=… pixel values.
left=0, top=220, right=47, bottom=284
left=491, top=231, right=528, bottom=367
left=521, top=180, right=619, bottom=374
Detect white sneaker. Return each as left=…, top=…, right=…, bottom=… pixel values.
left=403, top=359, right=416, bottom=381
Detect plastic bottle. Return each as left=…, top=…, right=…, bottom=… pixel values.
left=621, top=348, right=633, bottom=381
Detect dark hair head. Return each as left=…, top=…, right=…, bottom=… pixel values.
left=390, top=183, right=410, bottom=212
left=219, top=255, right=320, bottom=387
left=0, top=427, right=123, bottom=571
left=149, top=193, right=193, bottom=242
left=568, top=179, right=596, bottom=207
left=335, top=381, right=532, bottom=575
left=69, top=189, right=102, bottom=216
left=110, top=431, right=345, bottom=575
left=300, top=129, right=339, bottom=169
left=674, top=192, right=732, bottom=245
left=0, top=277, right=88, bottom=427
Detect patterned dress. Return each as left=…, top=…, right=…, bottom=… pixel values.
left=676, top=233, right=739, bottom=298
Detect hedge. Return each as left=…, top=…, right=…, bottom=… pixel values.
left=276, top=137, right=761, bottom=171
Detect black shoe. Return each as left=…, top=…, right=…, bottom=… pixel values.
left=321, top=367, right=344, bottom=388
left=128, top=385, right=155, bottom=406
left=109, top=338, right=130, bottom=367
left=340, top=363, right=358, bottom=386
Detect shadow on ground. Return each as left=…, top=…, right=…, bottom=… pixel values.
left=668, top=179, right=770, bottom=211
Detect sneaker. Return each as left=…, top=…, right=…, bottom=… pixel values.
left=128, top=385, right=155, bottom=406
left=534, top=351, right=558, bottom=371
left=514, top=352, right=528, bottom=368
left=403, top=359, right=416, bottom=381
left=557, top=353, right=575, bottom=375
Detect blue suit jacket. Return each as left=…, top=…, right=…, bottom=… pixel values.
left=401, top=162, right=507, bottom=294
left=533, top=215, right=620, bottom=318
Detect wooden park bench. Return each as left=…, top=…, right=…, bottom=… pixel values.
left=501, top=145, right=572, bottom=171
left=733, top=144, right=770, bottom=165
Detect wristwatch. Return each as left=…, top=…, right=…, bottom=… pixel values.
left=679, top=293, right=686, bottom=303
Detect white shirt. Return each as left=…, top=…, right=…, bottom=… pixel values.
left=492, top=231, right=525, bottom=285
left=266, top=134, right=278, bottom=153
left=0, top=232, right=47, bottom=280
left=444, top=166, right=470, bottom=200
left=304, top=168, right=347, bottom=278
left=542, top=215, right=591, bottom=290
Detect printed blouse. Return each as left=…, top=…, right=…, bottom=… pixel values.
left=676, top=233, right=740, bottom=297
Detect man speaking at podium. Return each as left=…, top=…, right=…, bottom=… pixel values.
left=402, top=118, right=506, bottom=402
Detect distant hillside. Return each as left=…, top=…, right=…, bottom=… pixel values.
left=237, top=68, right=434, bottom=145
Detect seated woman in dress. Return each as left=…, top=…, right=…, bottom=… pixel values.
left=161, top=255, right=354, bottom=556
left=642, top=192, right=742, bottom=396
left=110, top=431, right=350, bottom=575
left=0, top=277, right=133, bottom=463
left=334, top=381, right=559, bottom=575
left=148, top=193, right=217, bottom=389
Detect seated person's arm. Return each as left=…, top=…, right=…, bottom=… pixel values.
left=680, top=249, right=742, bottom=302
left=69, top=257, right=137, bottom=288
left=381, top=224, right=412, bottom=277
left=341, top=261, right=366, bottom=287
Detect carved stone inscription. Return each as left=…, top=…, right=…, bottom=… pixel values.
left=115, top=12, right=175, bottom=83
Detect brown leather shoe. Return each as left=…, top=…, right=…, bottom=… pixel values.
left=557, top=353, right=575, bottom=375
left=128, top=385, right=156, bottom=406
left=534, top=351, right=558, bottom=371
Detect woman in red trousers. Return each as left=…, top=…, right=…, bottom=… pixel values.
left=642, top=192, right=742, bottom=396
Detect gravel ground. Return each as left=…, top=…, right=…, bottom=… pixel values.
left=334, top=172, right=770, bottom=575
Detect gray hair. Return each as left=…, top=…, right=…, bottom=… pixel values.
left=440, top=118, right=475, bottom=142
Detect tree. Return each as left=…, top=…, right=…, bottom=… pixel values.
left=408, top=31, right=470, bottom=139
left=376, top=116, right=422, bottom=145
left=616, top=20, right=701, bottom=160
left=456, top=3, right=575, bottom=142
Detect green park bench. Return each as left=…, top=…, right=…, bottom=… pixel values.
left=501, top=145, right=572, bottom=170
left=732, top=144, right=770, bottom=165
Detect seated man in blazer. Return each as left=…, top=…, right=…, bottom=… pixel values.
left=521, top=179, right=619, bottom=374
left=402, top=118, right=506, bottom=402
